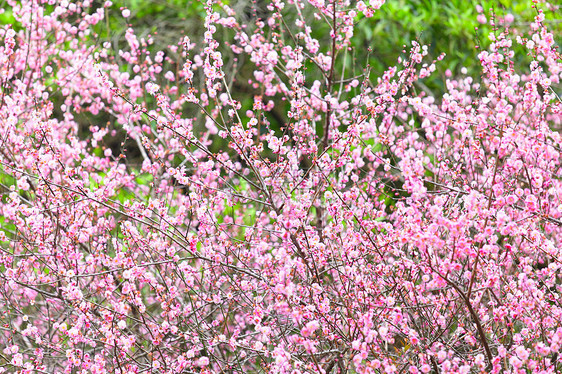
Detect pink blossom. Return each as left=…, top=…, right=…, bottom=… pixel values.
left=1, top=1, right=562, bottom=373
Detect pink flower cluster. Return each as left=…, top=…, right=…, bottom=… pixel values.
left=0, top=0, right=561, bottom=373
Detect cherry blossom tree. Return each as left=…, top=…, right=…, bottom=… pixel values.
left=1, top=0, right=561, bottom=373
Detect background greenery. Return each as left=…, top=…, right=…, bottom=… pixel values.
left=2, top=0, right=559, bottom=170
left=87, top=0, right=561, bottom=152
left=102, top=0, right=562, bottom=87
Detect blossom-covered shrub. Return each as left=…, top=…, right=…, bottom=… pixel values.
left=1, top=0, right=561, bottom=373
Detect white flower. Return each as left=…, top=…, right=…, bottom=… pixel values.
left=146, top=82, right=159, bottom=95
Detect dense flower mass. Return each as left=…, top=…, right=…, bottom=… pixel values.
left=1, top=0, right=562, bottom=373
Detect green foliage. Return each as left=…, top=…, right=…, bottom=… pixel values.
left=355, top=0, right=547, bottom=76
left=127, top=0, right=206, bottom=20
left=0, top=8, right=17, bottom=28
